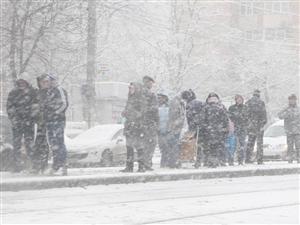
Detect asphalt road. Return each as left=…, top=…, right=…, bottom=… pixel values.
left=1, top=174, right=299, bottom=224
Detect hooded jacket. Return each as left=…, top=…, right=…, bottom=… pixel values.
left=123, top=82, right=146, bottom=137
left=44, top=84, right=69, bottom=123
left=199, top=94, right=229, bottom=140
left=6, top=79, right=38, bottom=124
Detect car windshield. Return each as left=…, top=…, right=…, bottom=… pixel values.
left=74, top=125, right=120, bottom=142
left=264, top=125, right=285, bottom=137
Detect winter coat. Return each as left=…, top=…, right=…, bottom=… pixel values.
left=245, top=96, right=267, bottom=132
left=199, top=101, right=229, bottom=142
left=228, top=103, right=248, bottom=134
left=123, top=83, right=145, bottom=138
left=44, top=86, right=68, bottom=123
left=167, top=95, right=185, bottom=135
left=186, top=99, right=204, bottom=132
left=142, top=86, right=159, bottom=136
left=158, top=104, right=169, bottom=135
left=278, top=105, right=300, bottom=135
left=6, top=82, right=38, bottom=125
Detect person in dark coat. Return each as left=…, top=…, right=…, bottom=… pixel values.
left=141, top=76, right=159, bottom=171
left=31, top=74, right=50, bottom=173
left=6, top=78, right=38, bottom=172
left=43, top=74, right=69, bottom=175
left=121, top=82, right=146, bottom=172
left=181, top=89, right=204, bottom=168
left=245, top=90, right=267, bottom=164
left=228, top=95, right=248, bottom=165
left=157, top=92, right=170, bottom=168
left=278, top=94, right=300, bottom=163
left=199, top=93, right=229, bottom=168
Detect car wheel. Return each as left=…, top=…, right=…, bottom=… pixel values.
left=100, top=149, right=113, bottom=167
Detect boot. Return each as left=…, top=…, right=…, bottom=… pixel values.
left=120, top=162, right=133, bottom=173
left=137, top=162, right=146, bottom=173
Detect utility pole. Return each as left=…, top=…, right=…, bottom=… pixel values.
left=86, top=0, right=97, bottom=128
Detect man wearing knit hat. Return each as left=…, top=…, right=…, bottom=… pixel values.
left=278, top=94, right=300, bottom=163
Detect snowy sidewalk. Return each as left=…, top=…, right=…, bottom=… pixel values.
left=1, top=162, right=299, bottom=191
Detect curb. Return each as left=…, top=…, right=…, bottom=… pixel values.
left=1, top=166, right=299, bottom=192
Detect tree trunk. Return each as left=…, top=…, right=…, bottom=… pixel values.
left=86, top=0, right=97, bottom=128
left=9, top=1, right=17, bottom=82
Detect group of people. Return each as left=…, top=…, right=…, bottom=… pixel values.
left=6, top=74, right=69, bottom=175
left=121, top=76, right=300, bottom=172
left=6, top=74, right=299, bottom=175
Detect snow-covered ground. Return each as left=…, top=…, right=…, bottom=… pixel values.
left=1, top=174, right=299, bottom=224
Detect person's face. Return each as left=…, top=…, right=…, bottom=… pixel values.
left=40, top=79, right=51, bottom=89
left=236, top=97, right=243, bottom=105
left=158, top=95, right=164, bottom=105
left=17, top=81, right=28, bottom=90
left=129, top=84, right=135, bottom=95
left=145, top=80, right=154, bottom=89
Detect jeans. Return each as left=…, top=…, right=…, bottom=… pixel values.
left=46, top=121, right=67, bottom=170
left=166, top=132, right=181, bottom=168
left=235, top=131, right=247, bottom=164
left=158, top=133, right=169, bottom=168
left=33, top=123, right=49, bottom=172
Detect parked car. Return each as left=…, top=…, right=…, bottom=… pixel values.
left=0, top=111, right=14, bottom=171
left=65, top=121, right=88, bottom=139
left=66, top=124, right=128, bottom=167
left=262, top=120, right=287, bottom=161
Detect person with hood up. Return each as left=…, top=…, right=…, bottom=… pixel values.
left=121, top=82, right=147, bottom=172
left=6, top=77, right=38, bottom=172
left=228, top=94, right=248, bottom=165
left=43, top=74, right=69, bottom=175
left=278, top=94, right=300, bottom=163
left=181, top=89, right=204, bottom=168
left=245, top=89, right=267, bottom=164
left=199, top=93, right=229, bottom=168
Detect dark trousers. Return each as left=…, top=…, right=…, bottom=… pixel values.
left=158, top=133, right=169, bottom=168
left=12, top=121, right=35, bottom=171
left=246, top=129, right=264, bottom=163
left=33, top=123, right=49, bottom=172
left=143, top=134, right=157, bottom=169
left=207, top=139, right=226, bottom=167
left=236, top=131, right=247, bottom=164
left=287, top=134, right=300, bottom=162
left=166, top=132, right=181, bottom=168
left=125, top=145, right=134, bottom=168
left=46, top=121, right=67, bottom=170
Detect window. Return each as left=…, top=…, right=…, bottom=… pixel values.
left=243, top=30, right=263, bottom=40
left=240, top=2, right=254, bottom=16
left=265, top=29, right=275, bottom=40
left=265, top=28, right=287, bottom=41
